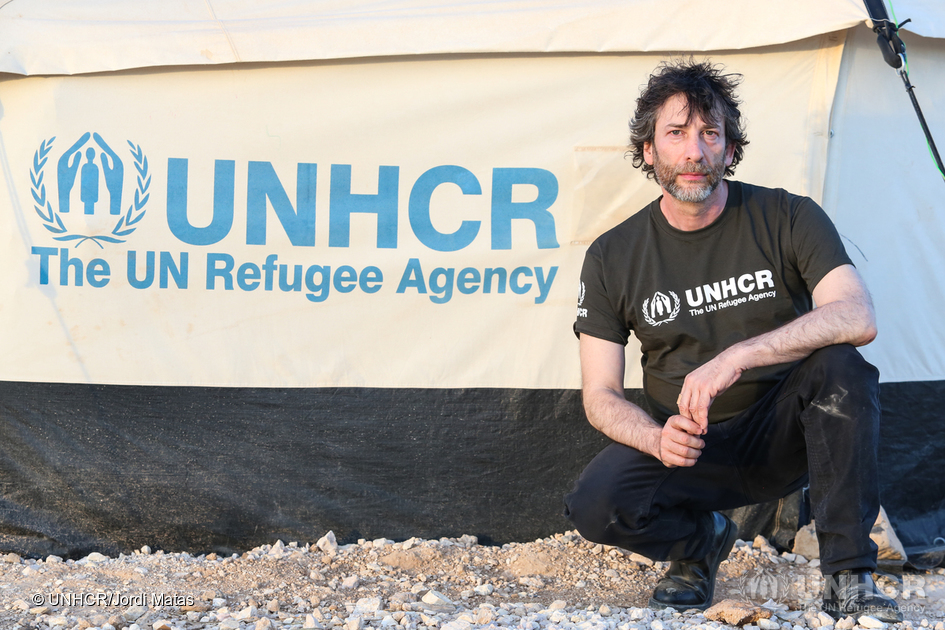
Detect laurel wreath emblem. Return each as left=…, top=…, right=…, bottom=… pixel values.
left=642, top=290, right=681, bottom=327
left=30, top=137, right=150, bottom=248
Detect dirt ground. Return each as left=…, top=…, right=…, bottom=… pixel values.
left=1, top=530, right=942, bottom=630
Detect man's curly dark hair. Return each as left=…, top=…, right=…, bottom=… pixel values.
left=629, top=59, right=748, bottom=180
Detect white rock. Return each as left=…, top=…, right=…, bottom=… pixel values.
left=341, top=575, right=360, bottom=589
left=219, top=620, right=241, bottom=630
left=858, top=616, right=887, bottom=629
left=836, top=617, right=856, bottom=630
left=599, top=604, right=612, bottom=616
left=270, top=540, right=286, bottom=558
left=759, top=618, right=781, bottom=630
left=474, top=584, right=494, bottom=595
left=234, top=605, right=258, bottom=620
left=549, top=600, right=567, bottom=610
left=373, top=538, right=393, bottom=549
left=346, top=616, right=364, bottom=630
left=303, top=614, right=319, bottom=629
left=124, top=606, right=149, bottom=622
left=213, top=598, right=227, bottom=607
left=255, top=618, right=274, bottom=630
left=421, top=590, right=453, bottom=607
left=152, top=621, right=173, bottom=630
left=354, top=597, right=383, bottom=614
left=441, top=621, right=472, bottom=630
left=317, top=531, right=339, bottom=555
left=47, top=617, right=68, bottom=627
left=817, top=612, right=836, bottom=627
left=476, top=609, right=496, bottom=624
left=652, top=620, right=666, bottom=630
left=84, top=552, right=109, bottom=562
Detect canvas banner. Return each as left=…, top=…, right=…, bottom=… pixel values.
left=0, top=35, right=844, bottom=388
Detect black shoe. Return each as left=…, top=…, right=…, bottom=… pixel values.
left=822, top=569, right=902, bottom=623
left=648, top=512, right=737, bottom=611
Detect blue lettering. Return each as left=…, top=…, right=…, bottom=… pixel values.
left=166, top=159, right=235, bottom=246
left=359, top=267, right=383, bottom=294
left=483, top=267, right=507, bottom=294
left=333, top=265, right=357, bottom=293
left=279, top=264, right=303, bottom=292
left=31, top=246, right=58, bottom=285
left=534, top=266, right=557, bottom=305
left=329, top=165, right=398, bottom=248
left=510, top=266, right=533, bottom=295
left=237, top=262, right=261, bottom=291
left=491, top=168, right=559, bottom=250
left=429, top=267, right=455, bottom=304
left=304, top=265, right=331, bottom=302
left=127, top=250, right=155, bottom=289
left=159, top=252, right=188, bottom=289
left=246, top=162, right=317, bottom=246
left=408, top=166, right=481, bottom=252
left=60, top=248, right=83, bottom=286
left=396, top=258, right=427, bottom=294
left=206, top=253, right=234, bottom=290
left=86, top=259, right=110, bottom=288
left=456, top=268, right=481, bottom=294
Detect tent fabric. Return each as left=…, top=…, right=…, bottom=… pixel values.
left=0, top=0, right=874, bottom=76
left=825, top=26, right=945, bottom=384
left=0, top=38, right=847, bottom=389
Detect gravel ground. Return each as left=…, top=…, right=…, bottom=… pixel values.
left=1, top=530, right=943, bottom=630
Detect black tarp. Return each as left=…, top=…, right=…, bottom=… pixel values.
left=0, top=380, right=941, bottom=559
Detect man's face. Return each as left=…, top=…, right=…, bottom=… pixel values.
left=643, top=93, right=735, bottom=203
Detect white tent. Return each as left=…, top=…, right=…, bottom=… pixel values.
left=0, top=1, right=942, bottom=557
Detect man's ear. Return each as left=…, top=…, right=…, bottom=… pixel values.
left=643, top=141, right=654, bottom=166
left=725, top=141, right=736, bottom=167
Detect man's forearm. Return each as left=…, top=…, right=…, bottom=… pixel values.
left=722, top=293, right=876, bottom=373
left=677, top=279, right=876, bottom=428
left=583, top=386, right=662, bottom=458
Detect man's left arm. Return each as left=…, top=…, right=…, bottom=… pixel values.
left=676, top=264, right=877, bottom=431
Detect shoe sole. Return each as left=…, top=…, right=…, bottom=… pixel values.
left=647, top=515, right=739, bottom=611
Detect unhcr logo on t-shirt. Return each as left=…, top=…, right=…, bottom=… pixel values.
left=642, top=290, right=680, bottom=327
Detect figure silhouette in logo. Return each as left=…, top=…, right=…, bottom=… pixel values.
left=56, top=132, right=91, bottom=213
left=80, top=148, right=100, bottom=215
left=93, top=132, right=123, bottom=215
left=651, top=292, right=671, bottom=318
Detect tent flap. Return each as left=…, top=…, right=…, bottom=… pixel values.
left=0, top=0, right=874, bottom=76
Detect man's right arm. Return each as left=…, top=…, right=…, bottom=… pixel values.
left=580, top=334, right=706, bottom=468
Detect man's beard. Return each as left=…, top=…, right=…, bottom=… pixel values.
left=652, top=147, right=726, bottom=203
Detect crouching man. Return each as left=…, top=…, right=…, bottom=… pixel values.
left=565, top=59, right=900, bottom=622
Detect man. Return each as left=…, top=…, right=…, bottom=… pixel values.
left=565, top=59, right=900, bottom=622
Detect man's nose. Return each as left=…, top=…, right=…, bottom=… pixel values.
left=684, top=133, right=705, bottom=161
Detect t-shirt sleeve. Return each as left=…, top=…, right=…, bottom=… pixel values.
left=572, top=242, right=631, bottom=345
left=791, top=197, right=854, bottom=292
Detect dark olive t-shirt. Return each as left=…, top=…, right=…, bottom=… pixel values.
left=574, top=181, right=852, bottom=423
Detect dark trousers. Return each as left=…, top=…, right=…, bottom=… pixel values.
left=564, top=344, right=881, bottom=576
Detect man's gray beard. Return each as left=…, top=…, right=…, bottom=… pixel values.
left=653, top=149, right=725, bottom=203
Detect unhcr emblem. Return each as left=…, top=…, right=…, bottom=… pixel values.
left=642, top=290, right=680, bottom=326
left=30, top=133, right=150, bottom=248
